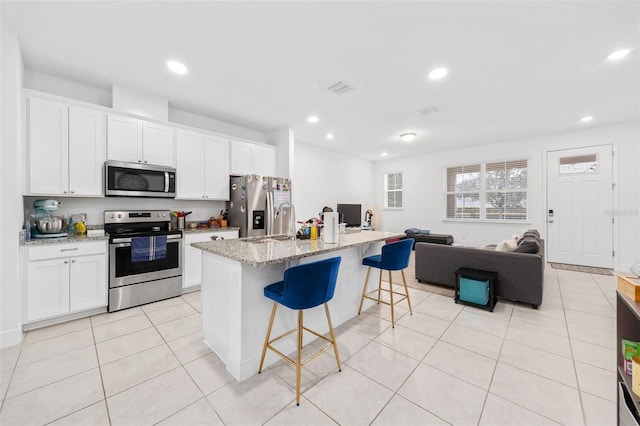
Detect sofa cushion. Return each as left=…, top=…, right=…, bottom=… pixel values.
left=514, top=236, right=541, bottom=253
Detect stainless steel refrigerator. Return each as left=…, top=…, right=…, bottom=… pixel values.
left=228, top=175, right=293, bottom=238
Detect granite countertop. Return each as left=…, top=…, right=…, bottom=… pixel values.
left=182, top=226, right=240, bottom=234
left=21, top=232, right=109, bottom=246
left=191, top=230, right=404, bottom=267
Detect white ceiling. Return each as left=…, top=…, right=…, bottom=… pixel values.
left=3, top=1, right=639, bottom=161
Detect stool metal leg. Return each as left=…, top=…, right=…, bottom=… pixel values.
left=324, top=303, right=342, bottom=371
left=296, top=310, right=303, bottom=406
left=388, top=270, right=395, bottom=327
left=258, top=302, right=278, bottom=373
left=377, top=270, right=383, bottom=303
left=358, top=267, right=372, bottom=315
left=401, top=269, right=413, bottom=315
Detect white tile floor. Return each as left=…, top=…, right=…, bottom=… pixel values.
left=0, top=266, right=618, bottom=425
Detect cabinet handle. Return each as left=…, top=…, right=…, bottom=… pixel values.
left=70, top=190, right=75, bottom=194
left=60, top=248, right=79, bottom=252
left=71, top=260, right=76, bottom=263
left=138, top=160, right=142, bottom=163
left=64, top=260, right=69, bottom=264
left=63, top=190, right=68, bottom=194
left=144, top=161, right=148, bottom=164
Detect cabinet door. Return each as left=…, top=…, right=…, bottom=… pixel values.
left=183, top=244, right=203, bottom=289
left=176, top=129, right=205, bottom=199
left=26, top=258, right=70, bottom=322
left=68, top=106, right=106, bottom=196
left=143, top=121, right=175, bottom=167
left=27, top=97, right=69, bottom=195
left=107, top=114, right=143, bottom=163
left=251, top=145, right=276, bottom=177
left=69, top=254, right=107, bottom=312
left=230, top=141, right=252, bottom=175
left=204, top=136, right=230, bottom=200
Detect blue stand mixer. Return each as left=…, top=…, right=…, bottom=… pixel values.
left=32, top=199, right=67, bottom=239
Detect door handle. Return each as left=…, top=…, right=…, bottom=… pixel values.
left=548, top=220, right=554, bottom=223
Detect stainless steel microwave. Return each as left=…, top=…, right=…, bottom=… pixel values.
left=105, top=160, right=176, bottom=198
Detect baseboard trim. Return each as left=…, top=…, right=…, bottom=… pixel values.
left=0, top=328, right=23, bottom=349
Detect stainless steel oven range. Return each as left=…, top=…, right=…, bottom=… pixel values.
left=105, top=210, right=182, bottom=312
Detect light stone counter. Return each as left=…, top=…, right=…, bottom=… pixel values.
left=191, top=230, right=404, bottom=267
left=182, top=226, right=240, bottom=234
left=192, top=230, right=405, bottom=381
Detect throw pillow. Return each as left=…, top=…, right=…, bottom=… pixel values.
left=514, top=236, right=540, bottom=253
left=496, top=237, right=517, bottom=252
left=517, top=230, right=540, bottom=245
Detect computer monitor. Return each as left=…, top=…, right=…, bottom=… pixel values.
left=337, top=204, right=362, bottom=227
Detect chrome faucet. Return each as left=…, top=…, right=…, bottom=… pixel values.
left=275, top=202, right=296, bottom=240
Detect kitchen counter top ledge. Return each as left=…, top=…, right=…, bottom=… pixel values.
left=183, top=226, right=240, bottom=234
left=21, top=233, right=109, bottom=246
left=191, top=230, right=404, bottom=267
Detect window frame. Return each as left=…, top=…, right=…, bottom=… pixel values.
left=444, top=159, right=529, bottom=222
left=383, top=171, right=403, bottom=209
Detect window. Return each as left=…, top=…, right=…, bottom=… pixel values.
left=384, top=172, right=403, bottom=208
left=559, top=154, right=597, bottom=174
left=446, top=159, right=528, bottom=221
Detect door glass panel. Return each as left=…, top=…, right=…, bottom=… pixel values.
left=559, top=154, right=597, bottom=174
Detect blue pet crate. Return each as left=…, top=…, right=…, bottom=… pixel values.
left=455, top=267, right=498, bottom=312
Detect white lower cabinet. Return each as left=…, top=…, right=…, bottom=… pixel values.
left=24, top=241, right=107, bottom=323
left=183, top=230, right=239, bottom=290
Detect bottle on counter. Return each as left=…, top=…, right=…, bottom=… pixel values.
left=24, top=218, right=31, bottom=241
left=310, top=221, right=318, bottom=240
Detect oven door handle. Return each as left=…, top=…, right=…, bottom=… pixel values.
left=111, top=234, right=183, bottom=244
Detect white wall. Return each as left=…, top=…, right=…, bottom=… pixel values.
left=1, top=30, right=25, bottom=347
left=293, top=143, right=374, bottom=226
left=374, top=121, right=640, bottom=271
left=267, top=127, right=294, bottom=179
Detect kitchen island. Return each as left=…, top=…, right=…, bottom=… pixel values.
left=192, top=230, right=404, bottom=381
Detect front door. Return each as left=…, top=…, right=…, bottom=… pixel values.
left=546, top=145, right=613, bottom=268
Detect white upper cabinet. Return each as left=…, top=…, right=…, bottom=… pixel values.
left=251, top=144, right=276, bottom=177
left=176, top=129, right=230, bottom=200
left=230, top=141, right=252, bottom=175
left=27, top=96, right=105, bottom=196
left=142, top=121, right=175, bottom=167
left=68, top=106, right=106, bottom=196
left=204, top=135, right=230, bottom=199
left=107, top=114, right=175, bottom=167
left=230, top=140, right=276, bottom=176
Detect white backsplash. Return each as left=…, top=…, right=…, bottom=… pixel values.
left=23, top=196, right=226, bottom=226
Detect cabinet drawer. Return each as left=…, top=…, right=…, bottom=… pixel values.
left=27, top=241, right=106, bottom=261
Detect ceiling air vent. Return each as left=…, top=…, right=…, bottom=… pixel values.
left=327, top=81, right=353, bottom=96
left=416, top=105, right=439, bottom=116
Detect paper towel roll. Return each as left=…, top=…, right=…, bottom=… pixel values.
left=323, top=212, right=339, bottom=244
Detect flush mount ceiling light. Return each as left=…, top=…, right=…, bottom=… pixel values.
left=400, top=132, right=417, bottom=143
left=326, top=133, right=334, bottom=140
left=428, top=67, right=448, bottom=80
left=580, top=116, right=594, bottom=123
left=607, top=49, right=631, bottom=61
left=167, top=60, right=188, bottom=74
left=307, top=116, right=319, bottom=123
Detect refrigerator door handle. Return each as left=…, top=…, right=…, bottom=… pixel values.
left=266, top=192, right=272, bottom=235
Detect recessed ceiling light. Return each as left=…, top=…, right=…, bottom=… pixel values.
left=307, top=116, right=319, bottom=123
left=381, top=152, right=387, bottom=157
left=400, top=132, right=417, bottom=143
left=167, top=60, right=188, bottom=74
left=607, top=49, right=631, bottom=61
left=429, top=67, right=448, bottom=80
left=326, top=133, right=334, bottom=140
left=580, top=116, right=594, bottom=123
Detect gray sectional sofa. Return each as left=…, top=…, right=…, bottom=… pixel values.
left=415, top=235, right=544, bottom=309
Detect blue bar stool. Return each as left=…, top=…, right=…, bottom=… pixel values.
left=258, top=257, right=342, bottom=406
left=358, top=238, right=414, bottom=327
